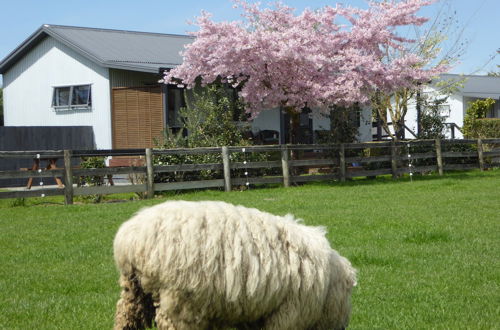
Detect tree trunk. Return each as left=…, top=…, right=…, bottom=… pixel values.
left=395, top=121, right=405, bottom=140
left=283, top=106, right=300, bottom=144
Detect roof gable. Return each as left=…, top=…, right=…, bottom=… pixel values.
left=0, top=24, right=194, bottom=74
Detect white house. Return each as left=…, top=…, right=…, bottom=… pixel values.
left=403, top=74, right=500, bottom=139
left=0, top=25, right=193, bottom=150
left=0, top=24, right=372, bottom=150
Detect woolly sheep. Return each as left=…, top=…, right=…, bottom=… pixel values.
left=113, top=200, right=356, bottom=330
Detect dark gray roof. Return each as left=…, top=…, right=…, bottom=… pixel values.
left=0, top=24, right=194, bottom=74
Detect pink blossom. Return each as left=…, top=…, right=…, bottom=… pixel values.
left=165, top=0, right=447, bottom=116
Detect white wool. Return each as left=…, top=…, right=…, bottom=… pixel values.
left=114, top=200, right=356, bottom=330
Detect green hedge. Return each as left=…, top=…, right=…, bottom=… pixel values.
left=468, top=118, right=500, bottom=138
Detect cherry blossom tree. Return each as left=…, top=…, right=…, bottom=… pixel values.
left=164, top=0, right=448, bottom=142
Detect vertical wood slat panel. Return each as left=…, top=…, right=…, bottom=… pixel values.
left=150, top=88, right=164, bottom=146
left=112, top=89, right=128, bottom=149
left=137, top=89, right=150, bottom=147
left=112, top=87, right=164, bottom=149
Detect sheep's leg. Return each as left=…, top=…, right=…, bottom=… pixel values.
left=155, top=290, right=209, bottom=330
left=260, top=299, right=309, bottom=330
left=114, top=273, right=155, bottom=330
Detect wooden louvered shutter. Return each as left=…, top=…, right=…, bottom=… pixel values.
left=112, top=87, right=164, bottom=149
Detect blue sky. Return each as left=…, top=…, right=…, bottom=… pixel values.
left=0, top=0, right=498, bottom=85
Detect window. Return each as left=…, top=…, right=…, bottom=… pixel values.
left=52, top=84, right=92, bottom=110
left=350, top=108, right=361, bottom=128
left=438, top=104, right=450, bottom=118
left=488, top=100, right=500, bottom=118
left=167, top=87, right=185, bottom=127
left=424, top=104, right=450, bottom=118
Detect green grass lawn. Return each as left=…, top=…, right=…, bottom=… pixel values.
left=0, top=170, right=499, bottom=329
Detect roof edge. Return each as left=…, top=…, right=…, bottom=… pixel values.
left=42, top=25, right=108, bottom=68
left=0, top=24, right=192, bottom=75
left=104, top=62, right=175, bottom=73
left=42, top=24, right=194, bottom=39
left=441, top=73, right=500, bottom=79
left=0, top=26, right=47, bottom=74
left=0, top=24, right=110, bottom=74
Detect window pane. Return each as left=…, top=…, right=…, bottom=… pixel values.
left=167, top=88, right=185, bottom=127
left=55, top=87, right=70, bottom=106
left=438, top=105, right=450, bottom=118
left=71, top=85, right=91, bottom=106
left=349, top=109, right=361, bottom=127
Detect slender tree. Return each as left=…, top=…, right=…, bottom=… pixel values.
left=165, top=0, right=447, bottom=143
left=373, top=0, right=470, bottom=140
left=487, top=49, right=499, bottom=76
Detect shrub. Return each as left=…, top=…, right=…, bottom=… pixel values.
left=418, top=97, right=447, bottom=139
left=155, top=83, right=274, bottom=185
left=317, top=104, right=359, bottom=144
left=78, top=157, right=106, bottom=203
left=466, top=119, right=500, bottom=139
left=463, top=98, right=496, bottom=138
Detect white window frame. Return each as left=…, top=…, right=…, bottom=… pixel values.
left=52, top=84, right=92, bottom=111
left=438, top=104, right=451, bottom=118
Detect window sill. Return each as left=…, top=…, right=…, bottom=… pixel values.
left=53, top=106, right=92, bottom=112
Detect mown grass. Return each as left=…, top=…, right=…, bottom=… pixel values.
left=0, top=170, right=499, bottom=329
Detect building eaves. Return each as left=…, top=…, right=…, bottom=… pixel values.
left=0, top=26, right=47, bottom=74
left=0, top=24, right=193, bottom=74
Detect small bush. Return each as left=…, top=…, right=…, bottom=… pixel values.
left=155, top=83, right=274, bottom=185
left=316, top=104, right=360, bottom=145
left=467, top=119, right=500, bottom=139
left=78, top=157, right=106, bottom=203
left=463, top=98, right=496, bottom=138
left=418, top=97, right=447, bottom=139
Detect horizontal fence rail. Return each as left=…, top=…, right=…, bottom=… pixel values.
left=1, top=138, right=499, bottom=204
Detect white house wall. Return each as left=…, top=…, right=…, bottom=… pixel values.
left=405, top=74, right=500, bottom=139
left=404, top=96, right=426, bottom=138
left=357, top=106, right=372, bottom=142
left=3, top=36, right=112, bottom=149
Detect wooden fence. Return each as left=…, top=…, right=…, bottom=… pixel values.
left=0, top=126, right=96, bottom=187
left=1, top=138, right=499, bottom=205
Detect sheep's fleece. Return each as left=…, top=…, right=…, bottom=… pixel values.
left=113, top=200, right=356, bottom=330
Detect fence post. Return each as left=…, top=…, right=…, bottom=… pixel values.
left=477, top=139, right=485, bottom=171
left=63, top=150, right=73, bottom=205
left=281, top=145, right=290, bottom=187
left=145, top=148, right=154, bottom=198
left=435, top=138, right=444, bottom=176
left=222, top=146, right=231, bottom=192
left=339, top=143, right=346, bottom=182
left=391, top=141, right=398, bottom=179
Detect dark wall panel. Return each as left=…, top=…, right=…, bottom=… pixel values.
left=0, top=126, right=95, bottom=187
